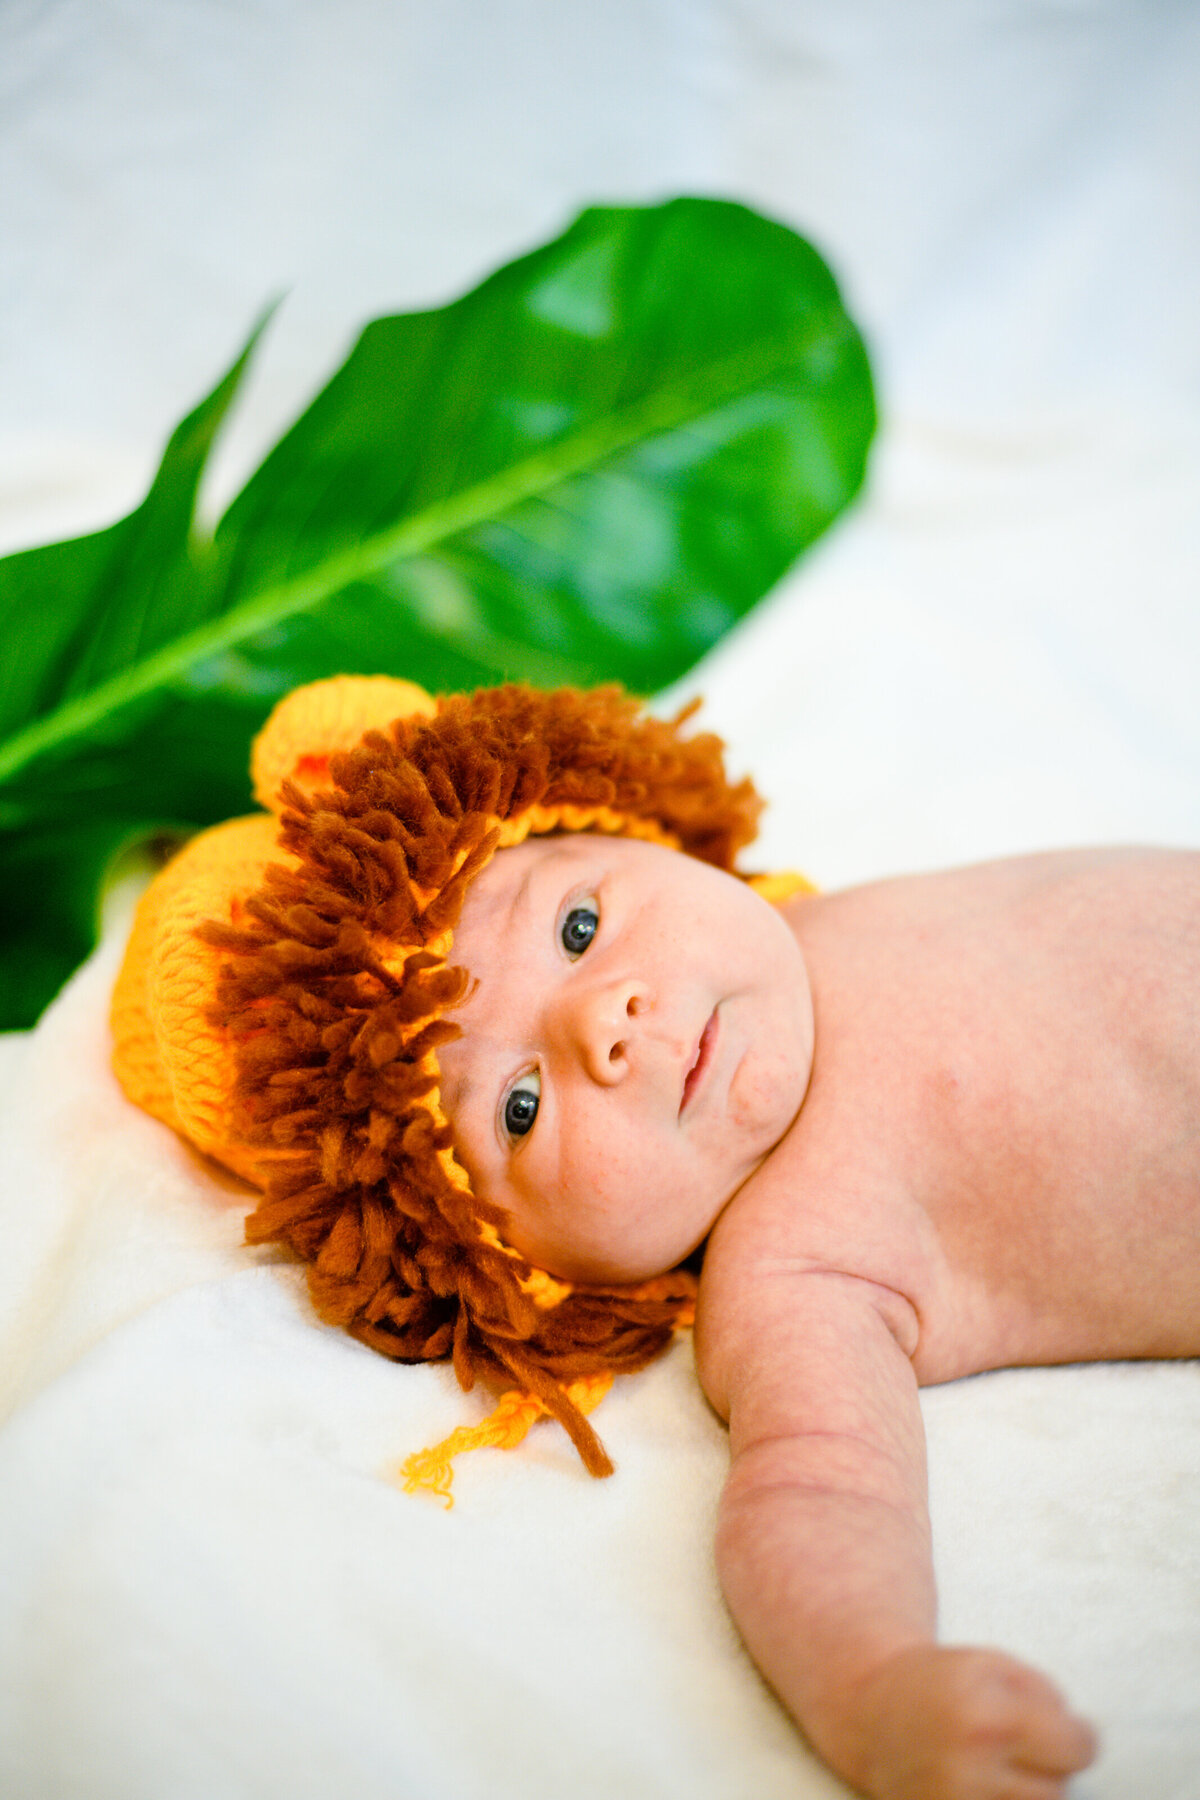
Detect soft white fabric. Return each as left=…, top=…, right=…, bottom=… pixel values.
left=2, top=4, right=1198, bottom=1797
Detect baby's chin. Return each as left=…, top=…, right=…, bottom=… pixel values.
left=507, top=1231, right=684, bottom=1289
left=728, top=1021, right=813, bottom=1154
left=507, top=1182, right=745, bottom=1288
left=538, top=1243, right=703, bottom=1287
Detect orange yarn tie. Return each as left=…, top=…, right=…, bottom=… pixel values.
left=399, top=1372, right=615, bottom=1508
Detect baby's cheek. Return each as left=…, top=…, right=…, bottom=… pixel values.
left=728, top=1042, right=808, bottom=1147
left=562, top=1123, right=673, bottom=1241
left=565, top=1123, right=645, bottom=1218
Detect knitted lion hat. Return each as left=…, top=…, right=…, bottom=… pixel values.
left=112, top=675, right=805, bottom=1499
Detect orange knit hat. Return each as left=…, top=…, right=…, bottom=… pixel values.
left=111, top=676, right=806, bottom=1498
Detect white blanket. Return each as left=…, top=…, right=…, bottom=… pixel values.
left=2, top=5, right=1198, bottom=1797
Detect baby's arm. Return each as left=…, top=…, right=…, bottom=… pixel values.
left=700, top=1272, right=1097, bottom=1800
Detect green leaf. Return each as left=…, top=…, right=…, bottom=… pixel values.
left=0, top=819, right=184, bottom=1029
left=0, top=197, right=875, bottom=1025
left=0, top=311, right=270, bottom=740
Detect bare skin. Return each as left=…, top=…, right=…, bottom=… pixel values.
left=441, top=839, right=1200, bottom=1800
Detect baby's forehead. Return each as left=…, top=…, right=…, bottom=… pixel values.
left=458, top=830, right=698, bottom=926
left=448, top=835, right=578, bottom=972
left=467, top=830, right=606, bottom=896
left=457, top=832, right=582, bottom=924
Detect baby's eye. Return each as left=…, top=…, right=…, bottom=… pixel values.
left=503, top=1069, right=541, bottom=1139
left=561, top=900, right=599, bottom=958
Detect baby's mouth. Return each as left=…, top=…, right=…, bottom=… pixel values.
left=680, top=1009, right=718, bottom=1115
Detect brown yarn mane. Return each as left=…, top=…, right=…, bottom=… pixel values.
left=201, top=684, right=762, bottom=1475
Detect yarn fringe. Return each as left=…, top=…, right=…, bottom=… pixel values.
left=399, top=1371, right=615, bottom=1508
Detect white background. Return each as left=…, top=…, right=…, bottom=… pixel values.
left=1, top=5, right=1198, bottom=1797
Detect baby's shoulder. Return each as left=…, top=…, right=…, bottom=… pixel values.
left=794, top=844, right=1200, bottom=949
left=694, top=1132, right=933, bottom=1416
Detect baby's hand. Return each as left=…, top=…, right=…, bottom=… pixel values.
left=843, top=1645, right=1097, bottom=1800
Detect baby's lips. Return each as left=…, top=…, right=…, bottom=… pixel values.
left=680, top=1008, right=719, bottom=1114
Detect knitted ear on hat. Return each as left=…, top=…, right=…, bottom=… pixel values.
left=197, top=681, right=763, bottom=1483
left=251, top=674, right=438, bottom=811
left=110, top=676, right=442, bottom=1175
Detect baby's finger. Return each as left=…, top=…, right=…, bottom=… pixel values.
left=1016, top=1711, right=1098, bottom=1777
left=1006, top=1685, right=1098, bottom=1781
left=954, top=1653, right=1097, bottom=1794
left=998, top=1776, right=1086, bottom=1800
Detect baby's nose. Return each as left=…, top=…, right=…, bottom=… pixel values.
left=568, top=978, right=650, bottom=1084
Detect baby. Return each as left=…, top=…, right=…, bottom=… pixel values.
left=438, top=837, right=1200, bottom=1800
left=112, top=677, right=1200, bottom=1800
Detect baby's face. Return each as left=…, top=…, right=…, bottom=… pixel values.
left=437, top=834, right=814, bottom=1284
